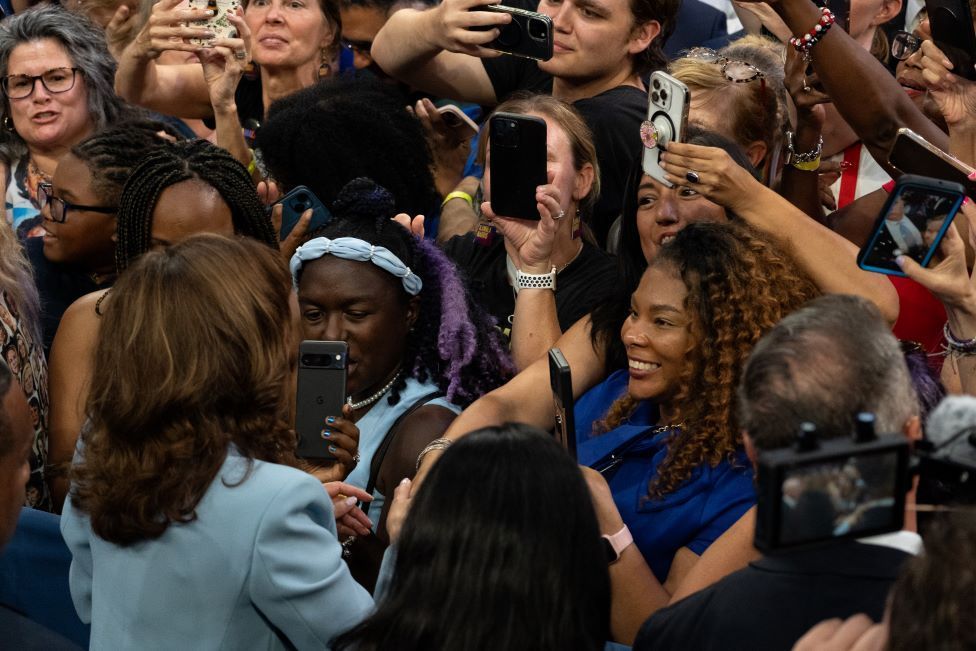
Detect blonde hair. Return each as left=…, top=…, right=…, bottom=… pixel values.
left=671, top=36, right=788, bottom=164
left=0, top=218, right=39, bottom=337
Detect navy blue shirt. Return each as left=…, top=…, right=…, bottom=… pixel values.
left=576, top=370, right=755, bottom=581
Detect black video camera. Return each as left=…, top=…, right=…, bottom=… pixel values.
left=755, top=409, right=976, bottom=553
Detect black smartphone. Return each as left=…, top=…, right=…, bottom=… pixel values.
left=549, top=348, right=576, bottom=460
left=888, top=128, right=976, bottom=196
left=925, top=0, right=976, bottom=81
left=857, top=174, right=965, bottom=277
left=295, top=340, right=347, bottom=460
left=488, top=112, right=547, bottom=220
left=470, top=5, right=553, bottom=61
left=276, top=185, right=333, bottom=240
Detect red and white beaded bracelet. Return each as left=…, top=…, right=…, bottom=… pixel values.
left=789, top=7, right=836, bottom=61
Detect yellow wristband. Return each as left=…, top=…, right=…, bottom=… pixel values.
left=792, top=156, right=821, bottom=172
left=442, top=190, right=474, bottom=209
left=246, top=148, right=257, bottom=175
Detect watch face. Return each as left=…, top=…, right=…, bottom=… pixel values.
left=602, top=537, right=618, bottom=564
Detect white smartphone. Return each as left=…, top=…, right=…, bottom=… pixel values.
left=188, top=0, right=241, bottom=45
left=641, top=72, right=690, bottom=188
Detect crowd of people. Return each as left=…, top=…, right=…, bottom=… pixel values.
left=1, top=0, right=975, bottom=647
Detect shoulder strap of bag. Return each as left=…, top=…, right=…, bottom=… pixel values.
left=361, top=390, right=442, bottom=517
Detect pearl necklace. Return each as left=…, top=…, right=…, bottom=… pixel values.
left=346, top=370, right=402, bottom=411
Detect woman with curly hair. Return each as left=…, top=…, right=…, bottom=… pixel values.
left=61, top=235, right=375, bottom=648
left=290, top=177, right=513, bottom=588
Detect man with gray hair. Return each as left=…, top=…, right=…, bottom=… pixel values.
left=634, top=294, right=922, bottom=651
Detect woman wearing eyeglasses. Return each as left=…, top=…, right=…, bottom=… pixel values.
left=0, top=5, right=131, bottom=241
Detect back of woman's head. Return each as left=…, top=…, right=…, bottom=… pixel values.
left=594, top=126, right=755, bottom=375
left=72, top=234, right=296, bottom=545
left=72, top=118, right=185, bottom=207
left=334, top=423, right=610, bottom=651
left=297, top=178, right=514, bottom=406
left=0, top=4, right=126, bottom=163
left=116, top=139, right=278, bottom=271
left=670, top=44, right=785, bottom=164
left=487, top=93, right=601, bottom=219
left=258, top=77, right=438, bottom=217
left=603, top=221, right=820, bottom=497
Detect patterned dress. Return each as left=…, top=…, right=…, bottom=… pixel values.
left=0, top=288, right=50, bottom=511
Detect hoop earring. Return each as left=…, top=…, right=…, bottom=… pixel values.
left=2, top=116, right=14, bottom=132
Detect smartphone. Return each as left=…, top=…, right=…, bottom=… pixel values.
left=188, top=0, right=241, bottom=45
left=857, top=174, right=965, bottom=277
left=888, top=128, right=976, bottom=196
left=488, top=112, right=547, bottom=220
left=549, top=348, right=576, bottom=460
left=925, top=0, right=976, bottom=81
left=641, top=72, right=690, bottom=188
left=437, top=104, right=479, bottom=140
left=276, top=185, right=333, bottom=240
left=295, top=341, right=347, bottom=460
left=470, top=5, right=553, bottom=61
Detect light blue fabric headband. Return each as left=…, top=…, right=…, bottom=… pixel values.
left=289, top=236, right=423, bottom=295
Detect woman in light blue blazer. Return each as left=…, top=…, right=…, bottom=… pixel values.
left=60, top=235, right=374, bottom=649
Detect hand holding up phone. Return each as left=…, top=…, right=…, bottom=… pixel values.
left=658, top=141, right=761, bottom=215
left=300, top=404, right=363, bottom=482
left=482, top=170, right=563, bottom=272
left=425, top=0, right=512, bottom=57
left=894, top=203, right=975, bottom=309
left=903, top=39, right=976, bottom=128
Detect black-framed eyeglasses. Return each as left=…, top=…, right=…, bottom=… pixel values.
left=1, top=67, right=80, bottom=100
left=37, top=183, right=116, bottom=224
left=891, top=30, right=922, bottom=61
left=680, top=47, right=765, bottom=83
left=340, top=38, right=372, bottom=55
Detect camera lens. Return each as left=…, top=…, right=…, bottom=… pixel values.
left=653, top=79, right=661, bottom=89
left=660, top=89, right=668, bottom=101
left=651, top=91, right=659, bottom=103
left=527, top=17, right=548, bottom=40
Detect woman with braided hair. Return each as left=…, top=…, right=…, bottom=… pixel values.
left=291, top=177, right=513, bottom=589
left=46, top=137, right=278, bottom=511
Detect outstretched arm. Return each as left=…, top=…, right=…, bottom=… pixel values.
left=768, top=0, right=947, bottom=169
left=370, top=0, right=508, bottom=105
left=661, top=142, right=900, bottom=324
left=114, top=0, right=216, bottom=118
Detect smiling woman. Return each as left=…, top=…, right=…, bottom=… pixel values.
left=0, top=4, right=129, bottom=240
left=291, top=177, right=512, bottom=587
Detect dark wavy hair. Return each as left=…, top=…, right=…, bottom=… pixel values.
left=69, top=235, right=297, bottom=545
left=333, top=423, right=610, bottom=651
left=590, top=126, right=758, bottom=375
left=258, top=77, right=439, bottom=217
left=296, top=178, right=514, bottom=406
left=115, top=139, right=278, bottom=272
left=633, top=0, right=679, bottom=76
left=599, top=222, right=819, bottom=498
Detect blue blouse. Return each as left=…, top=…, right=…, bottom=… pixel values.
left=576, top=370, right=756, bottom=582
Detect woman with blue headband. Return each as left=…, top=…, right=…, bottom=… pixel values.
left=290, top=177, right=513, bottom=589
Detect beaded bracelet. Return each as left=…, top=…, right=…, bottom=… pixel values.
left=789, top=7, right=836, bottom=61
left=416, top=437, right=453, bottom=471
left=943, top=322, right=976, bottom=356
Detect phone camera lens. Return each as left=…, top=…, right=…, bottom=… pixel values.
left=660, top=89, right=668, bottom=101
left=527, top=17, right=548, bottom=40
left=651, top=91, right=660, bottom=103
left=653, top=79, right=661, bottom=89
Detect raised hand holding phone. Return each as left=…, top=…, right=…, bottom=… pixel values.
left=425, top=0, right=512, bottom=57
left=482, top=168, right=562, bottom=272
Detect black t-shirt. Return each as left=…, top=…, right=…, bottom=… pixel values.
left=443, top=232, right=617, bottom=340
left=481, top=57, right=645, bottom=247
left=24, top=237, right=111, bottom=354
left=634, top=541, right=913, bottom=651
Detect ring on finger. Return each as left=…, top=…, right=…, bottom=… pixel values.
left=685, top=170, right=701, bottom=184
left=352, top=453, right=361, bottom=464
left=554, top=209, right=565, bottom=220
left=235, top=49, right=247, bottom=60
